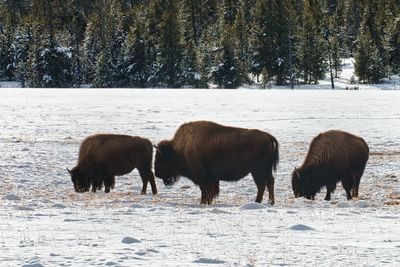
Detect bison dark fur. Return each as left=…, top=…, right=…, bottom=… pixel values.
left=68, top=134, right=157, bottom=194
left=154, top=121, right=279, bottom=205
left=292, top=130, right=369, bottom=201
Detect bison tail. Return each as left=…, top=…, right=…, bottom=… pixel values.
left=271, top=137, right=279, bottom=172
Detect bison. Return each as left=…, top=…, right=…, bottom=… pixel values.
left=67, top=134, right=157, bottom=195
left=154, top=121, right=279, bottom=205
left=291, top=130, right=369, bottom=201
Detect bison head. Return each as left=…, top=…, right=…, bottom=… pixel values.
left=67, top=166, right=90, bottom=193
left=154, top=141, right=180, bottom=186
left=291, top=168, right=303, bottom=198
left=291, top=168, right=316, bottom=200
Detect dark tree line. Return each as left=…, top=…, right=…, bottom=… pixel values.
left=0, top=0, right=399, bottom=88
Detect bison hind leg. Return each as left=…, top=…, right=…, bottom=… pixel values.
left=138, top=168, right=158, bottom=195
left=352, top=171, right=364, bottom=198
left=251, top=168, right=274, bottom=204
left=342, top=178, right=354, bottom=201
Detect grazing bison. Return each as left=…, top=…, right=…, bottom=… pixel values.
left=292, top=130, right=369, bottom=201
left=154, top=121, right=279, bottom=205
left=67, top=134, right=157, bottom=195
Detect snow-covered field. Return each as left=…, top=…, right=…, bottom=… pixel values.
left=0, top=89, right=399, bottom=266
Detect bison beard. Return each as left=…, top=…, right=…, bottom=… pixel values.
left=154, top=121, right=279, bottom=205
left=68, top=134, right=157, bottom=195
left=292, top=130, right=369, bottom=201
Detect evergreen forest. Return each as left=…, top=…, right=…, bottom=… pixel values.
left=0, top=0, right=399, bottom=88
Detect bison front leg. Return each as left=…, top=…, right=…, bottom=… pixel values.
left=200, top=181, right=219, bottom=205
left=324, top=184, right=336, bottom=201
left=91, top=178, right=103, bottom=193
left=200, top=186, right=208, bottom=204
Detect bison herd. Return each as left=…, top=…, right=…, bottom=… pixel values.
left=68, top=120, right=369, bottom=205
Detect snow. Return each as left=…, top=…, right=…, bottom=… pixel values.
left=0, top=81, right=21, bottom=88
left=0, top=89, right=400, bottom=266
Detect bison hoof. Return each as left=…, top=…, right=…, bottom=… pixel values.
left=268, top=199, right=275, bottom=206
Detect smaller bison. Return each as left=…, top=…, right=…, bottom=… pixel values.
left=292, top=130, right=369, bottom=201
left=154, top=121, right=279, bottom=205
left=68, top=134, right=157, bottom=194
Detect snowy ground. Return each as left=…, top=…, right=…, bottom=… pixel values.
left=0, top=89, right=400, bottom=266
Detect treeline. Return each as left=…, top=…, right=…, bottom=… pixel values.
left=0, top=0, right=399, bottom=88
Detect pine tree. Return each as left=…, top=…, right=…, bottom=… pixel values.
left=197, top=27, right=217, bottom=87
left=212, top=25, right=241, bottom=88
left=68, top=0, right=87, bottom=87
left=154, top=2, right=184, bottom=88
left=342, top=0, right=363, bottom=54
left=13, top=24, right=32, bottom=87
left=181, top=42, right=206, bottom=88
left=93, top=0, right=126, bottom=87
left=296, top=0, right=327, bottom=84
left=386, top=14, right=400, bottom=74
left=26, top=0, right=73, bottom=87
left=124, top=8, right=149, bottom=88
left=233, top=2, right=250, bottom=84
left=354, top=6, right=385, bottom=83
left=250, top=0, right=291, bottom=85
left=0, top=31, right=15, bottom=80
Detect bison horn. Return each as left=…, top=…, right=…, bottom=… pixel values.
left=294, top=167, right=300, bottom=178
left=66, top=168, right=72, bottom=174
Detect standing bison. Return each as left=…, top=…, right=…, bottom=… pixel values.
left=68, top=134, right=157, bottom=195
left=292, top=130, right=369, bottom=201
left=154, top=121, right=279, bottom=205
